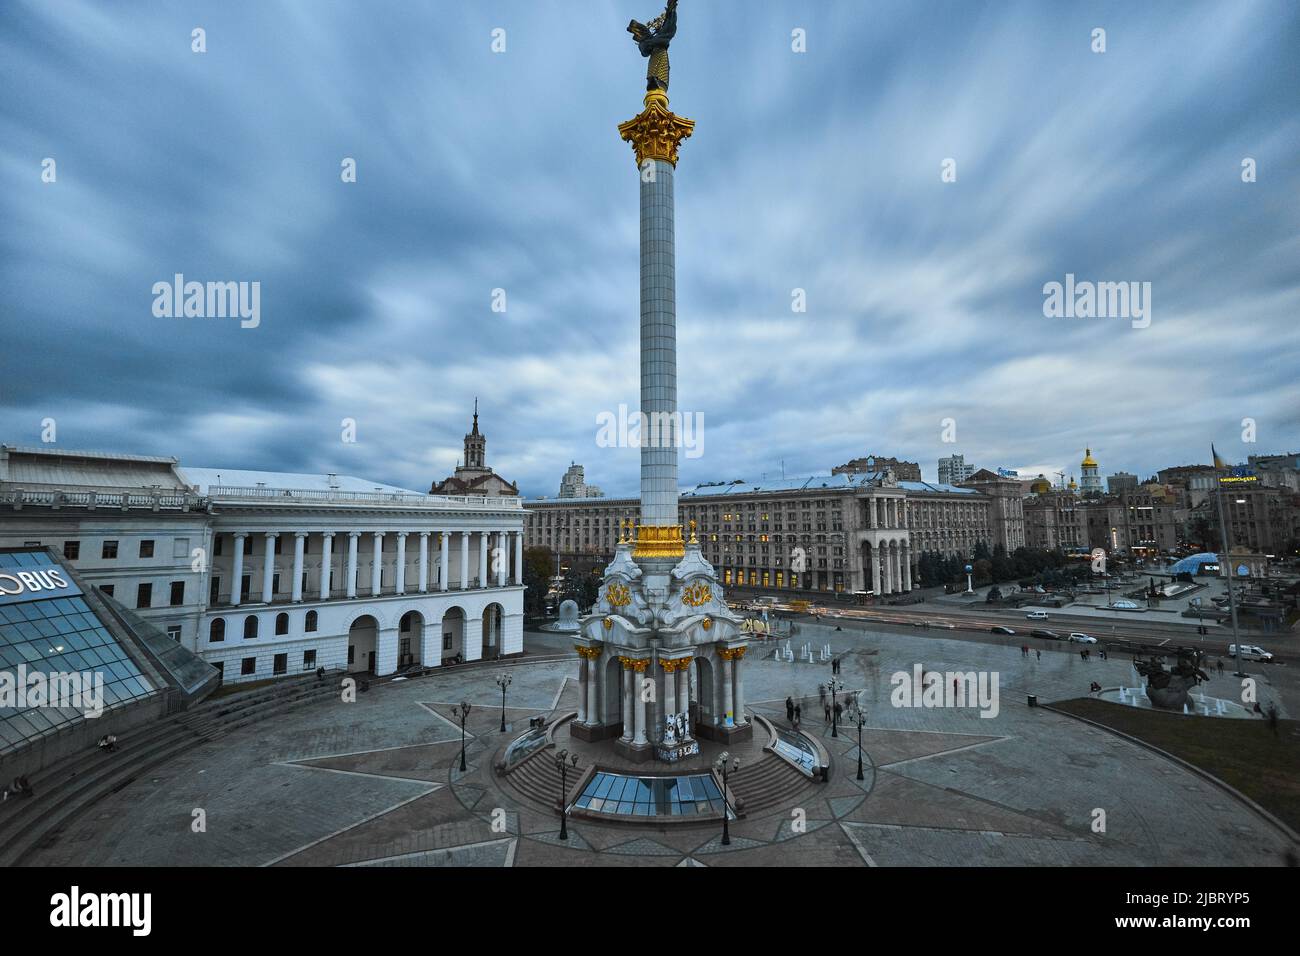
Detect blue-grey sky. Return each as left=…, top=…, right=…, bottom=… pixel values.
left=3, top=0, right=1298, bottom=497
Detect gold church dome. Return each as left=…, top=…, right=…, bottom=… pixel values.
left=1081, top=447, right=1098, bottom=468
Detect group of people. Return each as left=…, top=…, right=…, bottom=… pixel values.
left=2, top=775, right=33, bottom=801
left=1019, top=645, right=1042, bottom=661
left=784, top=696, right=802, bottom=729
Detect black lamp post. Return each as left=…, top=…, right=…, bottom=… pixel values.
left=555, top=749, right=579, bottom=840
left=714, top=751, right=741, bottom=846
left=452, top=701, right=472, bottom=772
left=848, top=695, right=866, bottom=781
left=496, top=673, right=512, bottom=732
left=828, top=675, right=843, bottom=738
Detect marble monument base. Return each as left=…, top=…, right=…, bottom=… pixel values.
left=694, top=720, right=754, bottom=745
left=569, top=720, right=623, bottom=743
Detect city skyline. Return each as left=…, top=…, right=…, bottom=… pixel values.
left=4, top=1, right=1298, bottom=497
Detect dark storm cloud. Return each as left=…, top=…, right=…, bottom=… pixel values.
left=2, top=0, right=1298, bottom=495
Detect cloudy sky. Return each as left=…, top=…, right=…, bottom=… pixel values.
left=3, top=0, right=1298, bottom=497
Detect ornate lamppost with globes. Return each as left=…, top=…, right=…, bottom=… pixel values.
left=847, top=692, right=867, bottom=781
left=496, top=673, right=512, bottom=732
left=714, top=750, right=741, bottom=846
left=828, top=675, right=844, bottom=738
left=555, top=749, right=579, bottom=840
left=452, top=701, right=472, bottom=772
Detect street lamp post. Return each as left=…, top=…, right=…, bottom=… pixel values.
left=848, top=695, right=866, bottom=780
left=828, top=675, right=843, bottom=738
left=496, top=673, right=512, bottom=732
left=452, top=701, right=472, bottom=772
left=714, top=751, right=741, bottom=846
left=555, top=749, right=578, bottom=840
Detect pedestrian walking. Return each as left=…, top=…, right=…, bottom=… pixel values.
left=785, top=696, right=795, bottom=724
left=1035, top=649, right=1041, bottom=661
left=824, top=703, right=831, bottom=725
left=794, top=704, right=802, bottom=728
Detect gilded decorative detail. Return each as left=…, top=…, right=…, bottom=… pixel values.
left=660, top=656, right=692, bottom=673
left=681, top=581, right=712, bottom=607
left=632, top=523, right=685, bottom=558
left=601, top=618, right=613, bottom=631
left=576, top=645, right=603, bottom=659
left=618, top=92, right=695, bottom=168
left=718, top=646, right=747, bottom=661
left=701, top=617, right=712, bottom=630
left=606, top=581, right=631, bottom=607
left=628, top=658, right=648, bottom=673
left=688, top=518, right=697, bottom=543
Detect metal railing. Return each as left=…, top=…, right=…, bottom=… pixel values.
left=205, top=485, right=523, bottom=510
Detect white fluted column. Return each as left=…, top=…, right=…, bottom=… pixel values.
left=721, top=651, right=735, bottom=726
left=514, top=531, right=523, bottom=585
left=346, top=532, right=360, bottom=598
left=633, top=663, right=647, bottom=745
left=319, top=532, right=334, bottom=600
left=663, top=663, right=677, bottom=741
left=418, top=532, right=429, bottom=593
left=621, top=662, right=634, bottom=741
left=459, top=532, right=469, bottom=589
left=439, top=532, right=449, bottom=591
left=902, top=543, right=912, bottom=591
left=370, top=532, right=384, bottom=597
left=291, top=532, right=306, bottom=602
left=678, top=659, right=691, bottom=738
left=587, top=650, right=599, bottom=724
left=872, top=545, right=882, bottom=597
left=496, top=531, right=508, bottom=587
left=261, top=533, right=277, bottom=603
left=230, top=533, right=246, bottom=606
left=395, top=532, right=408, bottom=595
left=733, top=652, right=746, bottom=726
left=478, top=531, right=488, bottom=589
left=577, top=654, right=589, bottom=723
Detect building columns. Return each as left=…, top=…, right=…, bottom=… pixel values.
left=663, top=663, right=677, bottom=742
left=418, top=532, right=429, bottom=593
left=459, top=532, right=470, bottom=590
left=872, top=545, right=882, bottom=597
left=733, top=648, right=747, bottom=726
left=376, top=626, right=399, bottom=677
left=291, top=531, right=307, bottom=602
left=576, top=653, right=589, bottom=723
left=721, top=651, right=735, bottom=726
left=478, top=531, right=489, bottom=588
left=346, top=532, right=360, bottom=598
left=370, top=532, right=384, bottom=597
left=395, top=532, right=408, bottom=595
left=440, top=532, right=450, bottom=591
left=621, top=661, right=634, bottom=741
left=632, top=660, right=647, bottom=745
left=261, top=532, right=277, bottom=603
left=514, top=531, right=523, bottom=585
left=230, top=533, right=247, bottom=606
left=319, top=532, right=334, bottom=600
left=497, top=531, right=508, bottom=588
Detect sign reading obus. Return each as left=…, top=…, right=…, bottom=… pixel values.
left=0, top=559, right=82, bottom=606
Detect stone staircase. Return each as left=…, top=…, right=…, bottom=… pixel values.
left=503, top=748, right=584, bottom=810
left=0, top=671, right=344, bottom=866
left=730, top=751, right=814, bottom=816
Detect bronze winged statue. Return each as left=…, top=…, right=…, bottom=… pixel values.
left=627, top=0, right=678, bottom=93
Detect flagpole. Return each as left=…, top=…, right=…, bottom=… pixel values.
left=1211, top=446, right=1244, bottom=678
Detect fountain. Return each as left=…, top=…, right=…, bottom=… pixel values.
left=540, top=599, right=581, bottom=634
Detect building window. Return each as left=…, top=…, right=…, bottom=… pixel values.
left=63, top=541, right=80, bottom=560
left=166, top=625, right=182, bottom=642
left=214, top=536, right=223, bottom=556
left=243, top=616, right=258, bottom=640
left=139, top=540, right=155, bottom=558
left=273, top=653, right=287, bottom=675
left=98, top=584, right=115, bottom=597
left=275, top=612, right=289, bottom=636
left=347, top=645, right=355, bottom=665
left=305, top=610, right=318, bottom=633
left=210, top=577, right=221, bottom=605
left=443, top=633, right=453, bottom=651
left=169, top=581, right=185, bottom=606
left=303, top=649, right=317, bottom=669
left=102, top=540, right=119, bottom=559
left=137, top=583, right=153, bottom=608
left=241, top=657, right=257, bottom=676
left=210, top=618, right=226, bottom=642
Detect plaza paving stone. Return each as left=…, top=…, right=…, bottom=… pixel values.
left=23, top=626, right=1298, bottom=867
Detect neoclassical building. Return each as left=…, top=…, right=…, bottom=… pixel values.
left=525, top=466, right=1026, bottom=597
left=0, top=444, right=524, bottom=684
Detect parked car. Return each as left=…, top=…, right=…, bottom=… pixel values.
left=1228, top=644, right=1273, bottom=662
left=1067, top=632, right=1098, bottom=644
left=1025, top=610, right=1050, bottom=620
left=990, top=625, right=1017, bottom=635
left=1030, top=629, right=1060, bottom=640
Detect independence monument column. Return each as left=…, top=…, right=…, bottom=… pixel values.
left=619, top=0, right=694, bottom=560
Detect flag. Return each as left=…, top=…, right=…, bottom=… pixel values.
left=1211, top=444, right=1227, bottom=470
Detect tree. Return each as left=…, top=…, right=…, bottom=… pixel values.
left=562, top=565, right=600, bottom=612
left=521, top=547, right=555, bottom=616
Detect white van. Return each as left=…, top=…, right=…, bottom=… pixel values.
left=1228, top=644, right=1273, bottom=662
left=1025, top=610, right=1049, bottom=620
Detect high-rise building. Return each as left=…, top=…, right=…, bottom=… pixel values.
left=557, top=463, right=604, bottom=499
left=937, top=454, right=975, bottom=486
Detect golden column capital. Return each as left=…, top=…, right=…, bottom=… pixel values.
left=618, top=92, right=695, bottom=168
